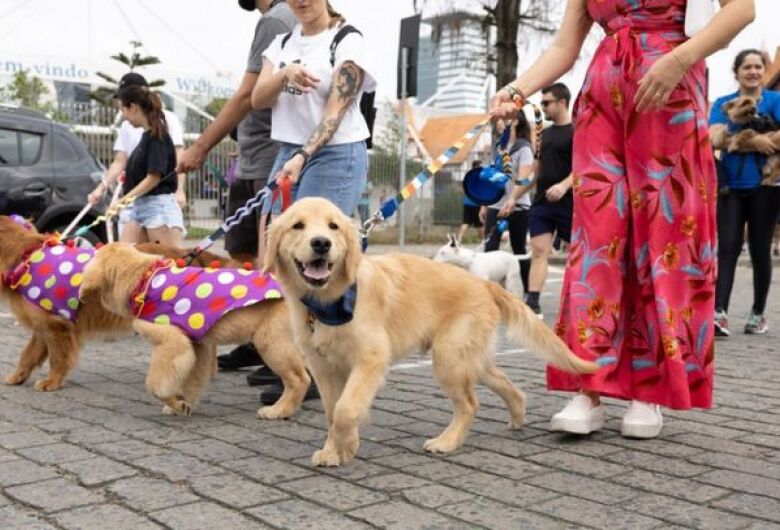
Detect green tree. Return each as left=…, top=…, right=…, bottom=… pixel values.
left=91, top=40, right=166, bottom=104
left=0, top=71, right=68, bottom=121
left=204, top=97, right=229, bottom=117
left=369, top=102, right=425, bottom=187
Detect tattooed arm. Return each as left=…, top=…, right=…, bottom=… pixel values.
left=302, top=60, right=364, bottom=155
left=274, top=61, right=365, bottom=184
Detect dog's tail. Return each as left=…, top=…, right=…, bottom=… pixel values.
left=486, top=282, right=597, bottom=375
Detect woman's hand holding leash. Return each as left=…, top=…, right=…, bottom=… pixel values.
left=489, top=84, right=526, bottom=121
left=276, top=152, right=306, bottom=185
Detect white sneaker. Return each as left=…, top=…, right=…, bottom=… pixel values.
left=550, top=394, right=605, bottom=434
left=621, top=400, right=663, bottom=439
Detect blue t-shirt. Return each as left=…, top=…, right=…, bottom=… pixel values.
left=709, top=89, right=780, bottom=189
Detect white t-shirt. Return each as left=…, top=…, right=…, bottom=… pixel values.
left=263, top=23, right=376, bottom=145
left=113, top=109, right=184, bottom=155
left=489, top=145, right=534, bottom=210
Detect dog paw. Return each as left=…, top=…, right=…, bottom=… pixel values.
left=423, top=436, right=461, bottom=454
left=3, top=373, right=28, bottom=386
left=257, top=405, right=293, bottom=420
left=162, top=397, right=192, bottom=416
left=311, top=448, right=342, bottom=467
left=508, top=417, right=525, bottom=430
left=33, top=378, right=61, bottom=392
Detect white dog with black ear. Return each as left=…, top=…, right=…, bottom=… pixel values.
left=434, top=234, right=529, bottom=295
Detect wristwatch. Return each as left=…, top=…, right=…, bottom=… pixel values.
left=292, top=148, right=311, bottom=165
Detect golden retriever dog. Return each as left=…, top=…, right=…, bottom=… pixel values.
left=0, top=214, right=246, bottom=393
left=263, top=197, right=597, bottom=466
left=79, top=242, right=309, bottom=418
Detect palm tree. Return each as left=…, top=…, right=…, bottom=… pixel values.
left=91, top=41, right=166, bottom=105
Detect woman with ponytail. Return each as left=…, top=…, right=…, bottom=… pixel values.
left=115, top=85, right=184, bottom=246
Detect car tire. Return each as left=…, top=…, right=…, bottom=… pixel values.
left=51, top=225, right=102, bottom=248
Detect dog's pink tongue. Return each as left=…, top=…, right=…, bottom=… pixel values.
left=304, top=261, right=330, bottom=280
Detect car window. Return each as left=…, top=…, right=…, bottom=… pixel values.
left=20, top=132, right=42, bottom=165
left=53, top=131, right=80, bottom=162
left=0, top=128, right=20, bottom=166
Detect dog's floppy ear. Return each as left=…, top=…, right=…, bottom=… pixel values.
left=262, top=220, right=282, bottom=274
left=343, top=219, right=363, bottom=285
left=722, top=100, right=736, bottom=113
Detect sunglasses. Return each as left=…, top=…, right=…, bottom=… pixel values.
left=540, top=99, right=558, bottom=107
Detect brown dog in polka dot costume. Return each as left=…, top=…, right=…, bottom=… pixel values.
left=80, top=242, right=309, bottom=418
left=0, top=216, right=306, bottom=421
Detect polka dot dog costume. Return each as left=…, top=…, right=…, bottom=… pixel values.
left=2, top=235, right=92, bottom=322
left=130, top=261, right=283, bottom=341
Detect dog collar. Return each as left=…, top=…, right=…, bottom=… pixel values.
left=301, top=283, right=357, bottom=329
left=2, top=237, right=62, bottom=289
left=129, top=258, right=174, bottom=317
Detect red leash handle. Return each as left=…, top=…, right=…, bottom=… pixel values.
left=271, top=173, right=294, bottom=212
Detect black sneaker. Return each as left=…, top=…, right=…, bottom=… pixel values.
left=246, top=365, right=280, bottom=387
left=527, top=304, right=544, bottom=320
left=217, top=343, right=263, bottom=371
left=260, top=381, right=319, bottom=405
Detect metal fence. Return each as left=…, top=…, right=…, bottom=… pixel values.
left=59, top=102, right=468, bottom=239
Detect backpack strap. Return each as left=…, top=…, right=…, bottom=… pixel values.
left=330, top=24, right=361, bottom=67
left=281, top=31, right=292, bottom=49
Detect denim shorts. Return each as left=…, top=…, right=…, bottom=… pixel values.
left=122, top=193, right=186, bottom=235
left=264, top=142, right=368, bottom=216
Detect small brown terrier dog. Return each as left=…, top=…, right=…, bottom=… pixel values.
left=721, top=96, right=780, bottom=185
left=263, top=197, right=597, bottom=466
left=79, top=242, right=309, bottom=418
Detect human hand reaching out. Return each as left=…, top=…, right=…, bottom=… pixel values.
left=283, top=64, right=320, bottom=93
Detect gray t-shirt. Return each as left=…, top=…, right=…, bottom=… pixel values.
left=236, top=1, right=296, bottom=181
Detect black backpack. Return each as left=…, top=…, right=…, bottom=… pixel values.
left=281, top=24, right=376, bottom=149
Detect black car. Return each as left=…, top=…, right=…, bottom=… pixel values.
left=0, top=105, right=108, bottom=243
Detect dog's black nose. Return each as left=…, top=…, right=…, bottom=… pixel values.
left=310, top=236, right=331, bottom=255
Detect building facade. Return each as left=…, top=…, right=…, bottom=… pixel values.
left=418, top=14, right=493, bottom=113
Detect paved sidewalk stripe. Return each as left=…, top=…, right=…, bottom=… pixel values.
left=392, top=349, right=527, bottom=371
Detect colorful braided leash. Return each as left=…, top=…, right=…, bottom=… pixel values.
left=183, top=175, right=292, bottom=264
left=359, top=98, right=542, bottom=249
left=65, top=170, right=179, bottom=240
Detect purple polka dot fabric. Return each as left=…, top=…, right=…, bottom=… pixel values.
left=131, top=264, right=284, bottom=341
left=3, top=244, right=93, bottom=322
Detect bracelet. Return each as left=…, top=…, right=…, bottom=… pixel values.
left=671, top=48, right=689, bottom=72
left=292, top=148, right=311, bottom=165
left=502, top=84, right=527, bottom=108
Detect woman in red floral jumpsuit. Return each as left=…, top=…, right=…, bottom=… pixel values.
left=490, top=0, right=754, bottom=438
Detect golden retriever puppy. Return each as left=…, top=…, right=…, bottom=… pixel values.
left=0, top=215, right=249, bottom=393
left=263, top=197, right=597, bottom=466
left=79, top=242, right=309, bottom=418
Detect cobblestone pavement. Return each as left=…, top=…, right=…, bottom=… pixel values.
left=1, top=256, right=779, bottom=529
